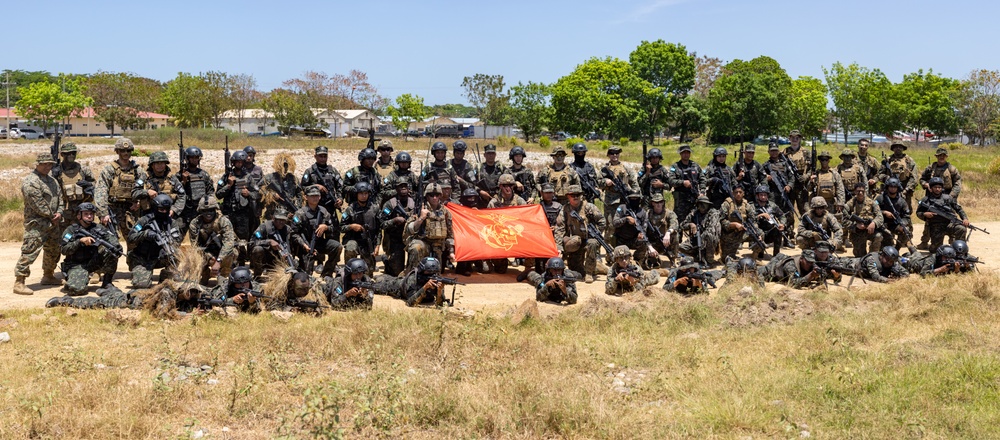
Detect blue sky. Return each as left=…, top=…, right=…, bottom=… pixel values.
left=16, top=0, right=998, bottom=105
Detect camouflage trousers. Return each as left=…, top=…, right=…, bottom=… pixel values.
left=126, top=254, right=173, bottom=288
left=618, top=237, right=649, bottom=267
left=61, top=253, right=119, bottom=296
left=50, top=290, right=140, bottom=309
left=792, top=187, right=810, bottom=217
left=250, top=245, right=285, bottom=277
left=848, top=227, right=883, bottom=258
left=298, top=238, right=343, bottom=277
left=925, top=221, right=968, bottom=253
left=679, top=231, right=720, bottom=265
left=884, top=224, right=913, bottom=251
left=200, top=251, right=236, bottom=284
left=406, top=238, right=448, bottom=273
left=382, top=231, right=406, bottom=276
left=797, top=233, right=841, bottom=251
left=15, top=223, right=61, bottom=278
left=673, top=199, right=696, bottom=229
left=372, top=274, right=408, bottom=299
left=603, top=205, right=618, bottom=250
left=527, top=269, right=581, bottom=304
left=107, top=202, right=137, bottom=247
left=720, top=230, right=747, bottom=262
left=564, top=239, right=600, bottom=277
left=343, top=239, right=376, bottom=276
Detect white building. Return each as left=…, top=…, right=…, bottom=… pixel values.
left=219, top=109, right=277, bottom=135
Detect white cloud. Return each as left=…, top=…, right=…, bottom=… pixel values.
left=613, top=0, right=690, bottom=25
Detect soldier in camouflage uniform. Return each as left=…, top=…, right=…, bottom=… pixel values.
left=261, top=153, right=303, bottom=221
left=95, top=138, right=145, bottom=249
left=250, top=209, right=295, bottom=278
left=600, top=145, right=637, bottom=247
left=188, top=197, right=236, bottom=284
left=527, top=257, right=579, bottom=304
left=340, top=181, right=381, bottom=276
left=127, top=195, right=182, bottom=288
left=638, top=148, right=670, bottom=207
left=952, top=240, right=980, bottom=273
left=569, top=143, right=601, bottom=203
left=449, top=140, right=477, bottom=196
left=404, top=183, right=455, bottom=273
left=537, top=146, right=580, bottom=205
left=208, top=266, right=265, bottom=313
left=916, top=177, right=969, bottom=252
left=325, top=258, right=375, bottom=310
left=806, top=151, right=845, bottom=217
left=751, top=185, right=788, bottom=259
left=379, top=152, right=416, bottom=207
left=876, top=178, right=913, bottom=251
left=46, top=283, right=205, bottom=313
left=784, top=130, right=812, bottom=216
left=850, top=246, right=908, bottom=283
left=380, top=179, right=416, bottom=276
left=843, top=182, right=884, bottom=257
left=668, top=144, right=707, bottom=225
left=374, top=140, right=396, bottom=180
left=487, top=174, right=526, bottom=208
left=14, top=153, right=65, bottom=295
left=836, top=149, right=866, bottom=248
left=647, top=192, right=679, bottom=267
left=719, top=185, right=753, bottom=262
left=554, top=184, right=606, bottom=283
left=242, top=146, right=264, bottom=180
left=917, top=147, right=963, bottom=250
left=856, top=138, right=881, bottom=197
left=370, top=257, right=444, bottom=305
left=796, top=197, right=843, bottom=250
left=134, top=151, right=185, bottom=218
left=605, top=245, right=659, bottom=295
left=520, top=183, right=564, bottom=280
left=733, top=144, right=765, bottom=196
left=343, top=147, right=382, bottom=206
left=762, top=142, right=797, bottom=231
left=662, top=257, right=716, bottom=295
left=508, top=146, right=536, bottom=203
left=475, top=144, right=506, bottom=208
left=292, top=185, right=343, bottom=278
left=52, top=142, right=96, bottom=226
left=301, top=146, right=344, bottom=244
left=422, top=142, right=459, bottom=198
left=611, top=192, right=651, bottom=266
left=760, top=245, right=841, bottom=289
left=877, top=143, right=918, bottom=211
left=906, top=244, right=961, bottom=277
left=679, top=196, right=721, bottom=267
left=216, top=150, right=261, bottom=265
left=58, top=202, right=119, bottom=295
left=177, top=146, right=215, bottom=240
left=705, top=147, right=737, bottom=210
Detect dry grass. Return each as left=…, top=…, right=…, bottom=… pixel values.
left=2, top=272, right=1000, bottom=438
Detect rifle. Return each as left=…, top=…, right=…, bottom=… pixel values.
left=287, top=299, right=329, bottom=310
left=75, top=226, right=124, bottom=258
left=267, top=176, right=300, bottom=213
left=801, top=214, right=831, bottom=242
left=578, top=168, right=601, bottom=203
left=919, top=199, right=989, bottom=236
left=302, top=209, right=325, bottom=274
left=147, top=219, right=180, bottom=268
left=881, top=190, right=913, bottom=245
left=429, top=275, right=463, bottom=306
left=178, top=131, right=187, bottom=175
left=880, top=151, right=897, bottom=181
left=810, top=140, right=818, bottom=178
left=223, top=136, right=231, bottom=182
left=273, top=231, right=297, bottom=268
left=641, top=142, right=648, bottom=178
left=367, top=119, right=378, bottom=150
left=414, top=162, right=426, bottom=218
left=715, top=165, right=767, bottom=253
left=756, top=203, right=794, bottom=246
left=764, top=162, right=795, bottom=213
left=197, top=297, right=226, bottom=309
left=686, top=270, right=717, bottom=289
left=569, top=209, right=613, bottom=256
left=691, top=211, right=706, bottom=266
left=545, top=274, right=578, bottom=283
left=51, top=129, right=62, bottom=178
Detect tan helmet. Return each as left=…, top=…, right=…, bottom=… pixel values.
left=498, top=174, right=515, bottom=185
left=810, top=196, right=828, bottom=209
left=114, top=138, right=135, bottom=151
left=424, top=183, right=443, bottom=197
left=612, top=245, right=631, bottom=260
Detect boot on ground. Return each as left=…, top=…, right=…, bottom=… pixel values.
left=40, top=272, right=62, bottom=286
left=13, top=276, right=33, bottom=295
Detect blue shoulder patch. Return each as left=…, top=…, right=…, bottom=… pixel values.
left=63, top=232, right=73, bottom=241
left=303, top=172, right=309, bottom=180
left=254, top=231, right=262, bottom=239
left=335, top=286, right=342, bottom=294
left=292, top=215, right=300, bottom=223
left=383, top=177, right=389, bottom=184
left=218, top=179, right=224, bottom=186
left=136, top=179, right=144, bottom=186
left=134, top=224, right=143, bottom=232
left=670, top=167, right=676, bottom=172
left=346, top=171, right=353, bottom=178
left=382, top=207, right=391, bottom=215
left=341, top=212, right=348, bottom=220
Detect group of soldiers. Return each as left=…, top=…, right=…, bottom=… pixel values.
left=13, top=131, right=986, bottom=313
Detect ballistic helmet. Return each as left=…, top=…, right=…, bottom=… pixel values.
left=571, top=143, right=587, bottom=153
left=229, top=266, right=253, bottom=284
left=431, top=141, right=447, bottom=152
left=418, top=257, right=441, bottom=275
left=952, top=240, right=969, bottom=257
left=546, top=257, right=566, bottom=270
left=243, top=146, right=257, bottom=156
left=880, top=245, right=900, bottom=262
left=736, top=257, right=757, bottom=275
left=358, top=148, right=377, bottom=161
left=185, top=146, right=203, bottom=157
left=75, top=202, right=97, bottom=212
left=886, top=177, right=902, bottom=188
left=345, top=258, right=368, bottom=275
left=936, top=245, right=956, bottom=259
left=509, top=146, right=525, bottom=160
left=452, top=140, right=468, bottom=151
left=929, top=177, right=945, bottom=187
left=395, top=152, right=412, bottom=163
left=713, top=147, right=728, bottom=157
left=646, top=148, right=662, bottom=159
left=810, top=196, right=828, bottom=209
left=354, top=181, right=372, bottom=194
left=152, top=194, right=173, bottom=209
left=231, top=151, right=248, bottom=162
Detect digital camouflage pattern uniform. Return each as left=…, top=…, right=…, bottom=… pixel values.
left=509, top=162, right=536, bottom=203
left=46, top=286, right=145, bottom=310
left=759, top=252, right=838, bottom=289
left=250, top=216, right=295, bottom=277
left=301, top=150, right=344, bottom=243
left=379, top=188, right=416, bottom=276
left=189, top=210, right=237, bottom=283
left=605, top=254, right=660, bottom=295
left=668, top=154, right=707, bottom=224
left=404, top=184, right=454, bottom=273
left=662, top=259, right=719, bottom=295
left=216, top=165, right=261, bottom=263
left=762, top=149, right=797, bottom=231
left=53, top=144, right=96, bottom=226
left=719, top=196, right=753, bottom=262
left=95, top=159, right=146, bottom=244
left=342, top=163, right=381, bottom=205
left=851, top=251, right=909, bottom=282
left=876, top=189, right=912, bottom=250
left=783, top=142, right=811, bottom=215
left=291, top=202, right=343, bottom=277
left=262, top=166, right=303, bottom=221
left=528, top=268, right=580, bottom=304
left=600, top=149, right=637, bottom=246
left=611, top=197, right=650, bottom=264
left=732, top=146, right=766, bottom=196
left=807, top=167, right=845, bottom=214
left=752, top=191, right=789, bottom=258
left=647, top=193, right=680, bottom=263
left=878, top=147, right=919, bottom=209
left=16, top=160, right=65, bottom=283
left=475, top=158, right=506, bottom=208
left=836, top=150, right=866, bottom=247
left=340, top=197, right=381, bottom=276
left=127, top=213, right=182, bottom=288
left=856, top=148, right=882, bottom=198
left=678, top=199, right=721, bottom=266
left=569, top=153, right=601, bottom=204
left=916, top=190, right=968, bottom=252
left=917, top=149, right=962, bottom=248
left=843, top=194, right=884, bottom=257
left=705, top=158, right=737, bottom=210
left=324, top=272, right=375, bottom=310
left=379, top=164, right=416, bottom=207
left=796, top=206, right=843, bottom=250
left=536, top=147, right=580, bottom=205
left=208, top=278, right=265, bottom=313
left=59, top=220, right=120, bottom=295
left=177, top=163, right=215, bottom=239
left=135, top=153, right=186, bottom=217
left=553, top=186, right=606, bottom=280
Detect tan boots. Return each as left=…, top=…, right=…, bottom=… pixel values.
left=13, top=276, right=33, bottom=295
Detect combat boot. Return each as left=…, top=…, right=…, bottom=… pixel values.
left=40, top=271, right=62, bottom=286
left=595, top=260, right=609, bottom=274
left=46, top=296, right=74, bottom=308
left=13, top=276, right=33, bottom=295
left=584, top=274, right=595, bottom=284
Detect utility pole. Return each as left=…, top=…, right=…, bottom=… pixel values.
left=2, top=71, right=15, bottom=133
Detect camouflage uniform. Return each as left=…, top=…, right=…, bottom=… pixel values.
left=732, top=148, right=766, bottom=196
left=705, top=159, right=737, bottom=210
left=836, top=150, right=866, bottom=247
left=262, top=168, right=303, bottom=221
left=342, top=164, right=381, bottom=205
left=59, top=221, right=119, bottom=295
left=422, top=160, right=459, bottom=197
left=751, top=194, right=788, bottom=258
left=605, top=253, right=660, bottom=295
left=379, top=192, right=416, bottom=276
left=647, top=194, right=680, bottom=263
left=324, top=273, right=374, bottom=310
left=475, top=161, right=507, bottom=208
left=843, top=194, right=884, bottom=257
left=796, top=204, right=843, bottom=250
left=95, top=159, right=146, bottom=245
left=291, top=203, right=343, bottom=277
left=611, top=198, right=650, bottom=264
left=379, top=166, right=416, bottom=207
left=856, top=150, right=882, bottom=197
left=877, top=148, right=919, bottom=209
left=15, top=162, right=65, bottom=283
left=662, top=259, right=718, bottom=295
left=719, top=196, right=753, bottom=262
left=783, top=143, right=811, bottom=215
left=487, top=193, right=526, bottom=208
left=250, top=217, right=294, bottom=277
left=917, top=150, right=962, bottom=247
left=127, top=213, right=182, bottom=288
left=536, top=147, right=579, bottom=205
left=916, top=191, right=968, bottom=252
left=509, top=163, right=536, bottom=203
left=216, top=165, right=261, bottom=263
left=759, top=252, right=834, bottom=289
left=134, top=156, right=186, bottom=217
left=569, top=155, right=601, bottom=203
left=600, top=151, right=638, bottom=246
left=876, top=190, right=912, bottom=250
left=208, top=278, right=265, bottom=313
left=46, top=286, right=145, bottom=310
left=527, top=268, right=580, bottom=304
left=340, top=198, right=381, bottom=276
left=762, top=152, right=797, bottom=230
left=678, top=199, right=721, bottom=266
left=177, top=165, right=214, bottom=239
left=404, top=185, right=454, bottom=273
left=638, top=161, right=670, bottom=207
left=807, top=168, right=845, bottom=213
left=450, top=157, right=477, bottom=195
left=905, top=252, right=955, bottom=276
left=668, top=157, right=707, bottom=225
left=853, top=251, right=908, bottom=282
left=553, top=187, right=606, bottom=280
left=189, top=210, right=237, bottom=283
left=53, top=148, right=96, bottom=226
left=301, top=153, right=344, bottom=243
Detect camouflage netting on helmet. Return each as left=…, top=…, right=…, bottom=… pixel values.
left=259, top=261, right=332, bottom=311
left=140, top=247, right=207, bottom=318
left=272, top=152, right=297, bottom=177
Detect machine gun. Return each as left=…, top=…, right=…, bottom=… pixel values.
left=178, top=131, right=187, bottom=175
left=302, top=210, right=325, bottom=274
left=74, top=226, right=124, bottom=258
left=919, top=199, right=989, bottom=236
left=801, top=213, right=831, bottom=242
left=569, top=209, right=614, bottom=256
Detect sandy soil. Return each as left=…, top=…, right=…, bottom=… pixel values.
left=1, top=222, right=996, bottom=316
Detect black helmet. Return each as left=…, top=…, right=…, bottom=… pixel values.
left=395, top=152, right=412, bottom=163
left=880, top=245, right=900, bottom=262
left=952, top=240, right=969, bottom=256
left=646, top=148, right=662, bottom=159
left=929, top=177, right=945, bottom=187
left=152, top=194, right=173, bottom=209
left=936, top=245, right=956, bottom=259
left=185, top=146, right=203, bottom=158
left=231, top=151, right=248, bottom=162
left=755, top=185, right=770, bottom=194
left=713, top=147, right=728, bottom=157
left=886, top=177, right=902, bottom=188
left=229, top=266, right=253, bottom=284
left=461, top=188, right=478, bottom=198
left=75, top=202, right=97, bottom=212
left=431, top=141, right=447, bottom=152
left=571, top=143, right=587, bottom=153
left=546, top=257, right=566, bottom=270
left=354, top=181, right=372, bottom=194
left=509, top=146, right=526, bottom=159
left=345, top=258, right=368, bottom=275
left=736, top=257, right=756, bottom=274
left=418, top=257, right=441, bottom=275
left=452, top=140, right=468, bottom=151
left=243, top=146, right=256, bottom=155
left=358, top=148, right=377, bottom=161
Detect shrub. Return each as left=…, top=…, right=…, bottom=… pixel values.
left=618, top=137, right=630, bottom=147
left=565, top=137, right=586, bottom=147
left=988, top=157, right=1000, bottom=176
left=943, top=142, right=966, bottom=151
left=539, top=136, right=551, bottom=148
left=496, top=135, right=510, bottom=149
left=598, top=140, right=612, bottom=150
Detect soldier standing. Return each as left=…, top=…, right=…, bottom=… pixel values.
left=422, top=142, right=459, bottom=195
left=379, top=179, right=416, bottom=276
left=843, top=182, right=884, bottom=257
left=374, top=140, right=396, bottom=180
left=733, top=144, right=765, bottom=195
left=784, top=130, right=812, bottom=215
left=796, top=197, right=844, bottom=250
left=292, top=186, right=344, bottom=278
left=916, top=147, right=962, bottom=250
left=916, top=177, right=969, bottom=252
left=508, top=146, right=535, bottom=203
left=638, top=148, right=669, bottom=206
left=877, top=143, right=918, bottom=210
left=553, top=184, right=606, bottom=283
left=605, top=245, right=659, bottom=295
left=127, top=195, right=181, bottom=288
left=301, top=146, right=344, bottom=243
left=667, top=144, right=707, bottom=225
left=250, top=209, right=295, bottom=278
left=14, top=153, right=64, bottom=295
left=95, top=138, right=145, bottom=247
left=404, top=183, right=455, bottom=272
left=600, top=145, right=637, bottom=248
left=807, top=151, right=845, bottom=216
left=705, top=147, right=737, bottom=210
left=242, top=146, right=264, bottom=180
left=836, top=149, right=866, bottom=248
left=343, top=147, right=381, bottom=206
left=475, top=144, right=506, bottom=208
left=647, top=192, right=679, bottom=267
left=569, top=143, right=601, bottom=203
left=52, top=142, right=96, bottom=225
left=856, top=138, right=881, bottom=197
left=449, top=140, right=477, bottom=195
left=536, top=146, right=580, bottom=205
left=216, top=150, right=261, bottom=265
left=188, top=198, right=236, bottom=285
left=135, top=151, right=185, bottom=217
left=261, top=153, right=302, bottom=221
left=719, top=185, right=753, bottom=262
left=177, top=146, right=215, bottom=239
left=340, top=181, right=381, bottom=276
left=751, top=185, right=788, bottom=259
left=379, top=152, right=416, bottom=205
left=527, top=257, right=579, bottom=305
left=519, top=183, right=563, bottom=281
left=57, top=202, right=120, bottom=295
left=679, top=196, right=721, bottom=267
left=762, top=142, right=797, bottom=231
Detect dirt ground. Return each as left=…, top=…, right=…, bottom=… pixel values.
left=2, top=222, right=996, bottom=316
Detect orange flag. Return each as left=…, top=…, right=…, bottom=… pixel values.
left=445, top=203, right=559, bottom=261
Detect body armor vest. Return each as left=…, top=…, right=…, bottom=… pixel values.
left=61, top=165, right=86, bottom=202
left=109, top=162, right=137, bottom=202
left=817, top=171, right=836, bottom=201
left=424, top=207, right=449, bottom=240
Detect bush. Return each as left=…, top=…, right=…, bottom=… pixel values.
left=496, top=135, right=511, bottom=149
left=539, top=136, right=551, bottom=148
left=942, top=142, right=966, bottom=151
left=565, top=137, right=586, bottom=147
left=988, top=157, right=1000, bottom=176
left=618, top=137, right=630, bottom=147
left=598, top=140, right=612, bottom=150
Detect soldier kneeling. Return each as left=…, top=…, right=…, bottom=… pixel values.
left=59, top=202, right=121, bottom=295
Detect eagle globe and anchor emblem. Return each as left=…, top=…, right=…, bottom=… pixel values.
left=476, top=212, right=525, bottom=250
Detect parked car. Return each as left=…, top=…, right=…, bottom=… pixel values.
left=432, top=124, right=464, bottom=138
left=16, top=128, right=46, bottom=140
left=0, top=128, right=7, bottom=139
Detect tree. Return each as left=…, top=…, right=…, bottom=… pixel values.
left=461, top=74, right=510, bottom=126
left=14, top=76, right=91, bottom=132
left=386, top=93, right=428, bottom=132
left=551, top=57, right=663, bottom=140
left=629, top=40, right=696, bottom=140
left=782, top=76, right=828, bottom=138
left=508, top=81, right=552, bottom=142
left=0, top=70, right=57, bottom=108
left=83, top=71, right=162, bottom=135
left=261, top=89, right=317, bottom=130
left=159, top=72, right=211, bottom=128
left=825, top=62, right=904, bottom=143
left=897, top=69, right=959, bottom=141
left=228, top=73, right=260, bottom=133
left=428, top=103, right=477, bottom=118
left=201, top=71, right=234, bottom=128
left=954, top=69, right=1000, bottom=146
left=857, top=69, right=904, bottom=138
left=283, top=69, right=385, bottom=111
left=670, top=94, right=709, bottom=143
left=691, top=54, right=723, bottom=99
left=708, top=56, right=792, bottom=142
